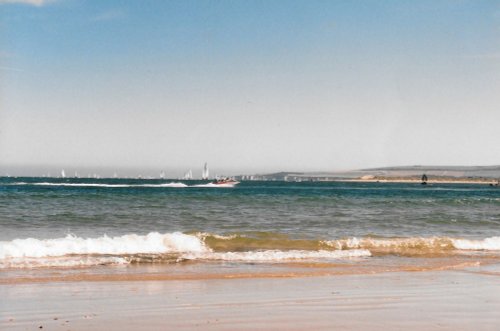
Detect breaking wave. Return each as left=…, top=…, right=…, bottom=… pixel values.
left=452, top=237, right=500, bottom=251
left=0, top=232, right=368, bottom=269
left=1, top=232, right=499, bottom=269
left=323, top=236, right=500, bottom=254
left=0, top=232, right=208, bottom=259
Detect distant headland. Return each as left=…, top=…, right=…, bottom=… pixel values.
left=236, top=165, right=500, bottom=184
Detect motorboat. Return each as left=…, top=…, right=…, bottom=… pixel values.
left=211, top=178, right=240, bottom=187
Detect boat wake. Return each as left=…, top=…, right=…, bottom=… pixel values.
left=8, top=182, right=236, bottom=188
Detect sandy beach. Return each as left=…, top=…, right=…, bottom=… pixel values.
left=1, top=266, right=499, bottom=331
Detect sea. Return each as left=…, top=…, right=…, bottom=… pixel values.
left=1, top=177, right=499, bottom=277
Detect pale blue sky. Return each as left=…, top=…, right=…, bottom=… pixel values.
left=1, top=0, right=499, bottom=176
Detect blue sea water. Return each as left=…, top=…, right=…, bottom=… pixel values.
left=1, top=177, right=499, bottom=240
left=0, top=177, right=499, bottom=269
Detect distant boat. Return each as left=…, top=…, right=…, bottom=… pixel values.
left=184, top=169, right=193, bottom=180
left=212, top=177, right=240, bottom=187
left=421, top=174, right=428, bottom=185
left=160, top=171, right=165, bottom=179
left=61, top=169, right=66, bottom=178
left=202, top=163, right=209, bottom=180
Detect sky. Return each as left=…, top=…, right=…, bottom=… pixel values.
left=0, top=0, right=499, bottom=177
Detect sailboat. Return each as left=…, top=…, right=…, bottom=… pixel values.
left=421, top=174, right=428, bottom=185
left=183, top=170, right=193, bottom=180
left=202, top=163, right=209, bottom=180
left=160, top=171, right=165, bottom=179
left=61, top=169, right=66, bottom=178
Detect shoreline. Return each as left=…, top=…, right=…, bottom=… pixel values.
left=341, top=178, right=499, bottom=185
left=2, top=255, right=498, bottom=285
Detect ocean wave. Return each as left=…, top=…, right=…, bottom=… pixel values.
left=323, top=236, right=500, bottom=253
left=0, top=232, right=370, bottom=269
left=2, top=232, right=499, bottom=269
left=200, top=232, right=500, bottom=254
left=452, top=237, right=500, bottom=250
left=0, top=232, right=208, bottom=259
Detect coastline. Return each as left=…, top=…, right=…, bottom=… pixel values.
left=342, top=178, right=499, bottom=185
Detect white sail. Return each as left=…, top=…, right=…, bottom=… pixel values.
left=184, top=170, right=193, bottom=180
left=202, top=163, right=209, bottom=180
left=61, top=169, right=66, bottom=178
left=160, top=171, right=165, bottom=179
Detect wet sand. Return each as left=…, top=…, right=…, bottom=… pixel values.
left=1, top=263, right=499, bottom=330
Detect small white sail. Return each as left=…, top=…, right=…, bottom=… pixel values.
left=202, top=163, right=209, bottom=180
left=61, top=169, right=66, bottom=178
left=160, top=171, right=165, bottom=179
left=184, top=170, right=193, bottom=180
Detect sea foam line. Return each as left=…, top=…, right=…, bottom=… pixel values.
left=182, top=249, right=371, bottom=262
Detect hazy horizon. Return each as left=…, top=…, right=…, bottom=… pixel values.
left=2, top=162, right=500, bottom=179
left=1, top=1, right=499, bottom=174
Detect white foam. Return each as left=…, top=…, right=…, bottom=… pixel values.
left=192, top=183, right=237, bottom=188
left=0, top=232, right=208, bottom=259
left=33, top=182, right=131, bottom=187
left=452, top=237, right=500, bottom=251
left=323, top=236, right=500, bottom=252
left=323, top=237, right=453, bottom=250
left=153, top=182, right=188, bottom=188
left=9, top=182, right=238, bottom=188
left=182, top=249, right=371, bottom=262
left=0, top=256, right=128, bottom=269
left=27, top=182, right=188, bottom=188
